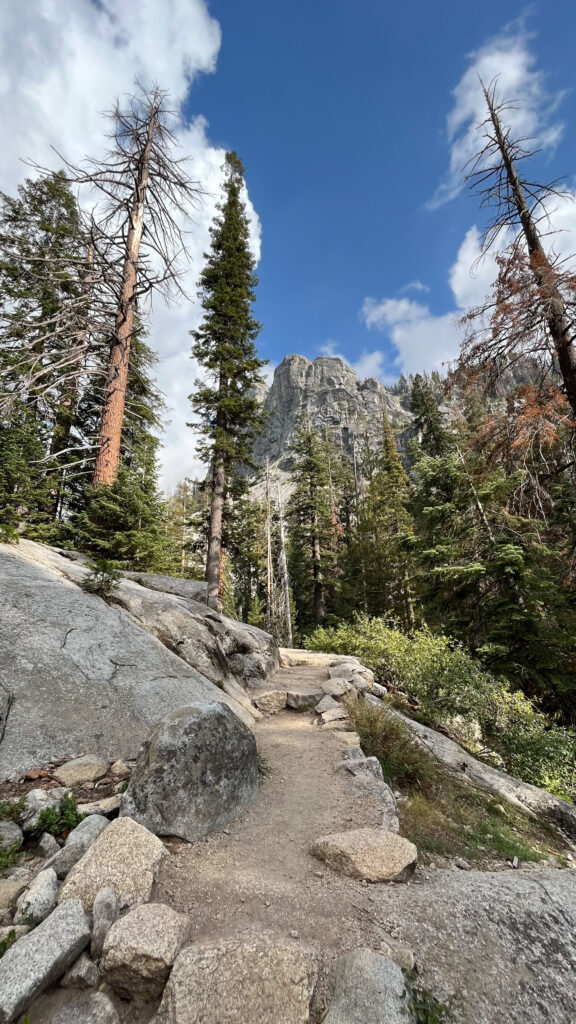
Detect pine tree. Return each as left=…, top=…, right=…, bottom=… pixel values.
left=410, top=374, right=451, bottom=456
left=287, top=421, right=346, bottom=631
left=190, top=151, right=266, bottom=609
left=351, top=410, right=416, bottom=627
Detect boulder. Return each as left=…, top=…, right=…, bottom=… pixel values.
left=91, top=886, right=120, bottom=960
left=55, top=755, right=108, bottom=788
left=101, top=903, right=190, bottom=999
left=0, top=541, right=256, bottom=780
left=61, top=952, right=99, bottom=989
left=109, top=760, right=129, bottom=777
left=52, top=815, right=110, bottom=879
left=253, top=689, right=288, bottom=713
left=21, top=788, right=67, bottom=832
left=0, top=821, right=23, bottom=850
left=311, top=829, right=417, bottom=882
left=37, top=832, right=60, bottom=858
left=0, top=899, right=90, bottom=1023
left=22, top=990, right=119, bottom=1023
left=120, top=703, right=259, bottom=842
left=0, top=879, right=27, bottom=913
left=58, top=817, right=165, bottom=912
left=14, top=867, right=59, bottom=924
left=321, top=678, right=354, bottom=697
left=154, top=938, right=316, bottom=1024
left=286, top=686, right=325, bottom=710
left=315, top=695, right=340, bottom=714
left=322, top=949, right=411, bottom=1023
left=321, top=707, right=348, bottom=723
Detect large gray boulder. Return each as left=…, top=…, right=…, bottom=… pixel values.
left=0, top=541, right=261, bottom=779
left=322, top=949, right=412, bottom=1024
left=154, top=938, right=316, bottom=1024
left=22, top=990, right=119, bottom=1024
left=120, top=703, right=259, bottom=841
left=14, top=867, right=59, bottom=924
left=0, top=899, right=90, bottom=1023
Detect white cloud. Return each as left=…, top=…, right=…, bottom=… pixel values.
left=429, top=21, right=565, bottom=209
left=0, top=0, right=262, bottom=492
left=361, top=297, right=460, bottom=376
left=400, top=280, right=430, bottom=294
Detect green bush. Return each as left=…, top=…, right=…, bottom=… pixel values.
left=307, top=615, right=576, bottom=800
left=0, top=798, right=25, bottom=821
left=81, top=559, right=121, bottom=597
left=31, top=794, right=85, bottom=837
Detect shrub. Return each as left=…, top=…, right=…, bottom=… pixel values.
left=0, top=842, right=23, bottom=871
left=0, top=798, right=25, bottom=821
left=307, top=615, right=576, bottom=800
left=0, top=524, right=19, bottom=544
left=81, top=559, right=121, bottom=597
left=31, top=794, right=85, bottom=838
left=345, top=698, right=439, bottom=795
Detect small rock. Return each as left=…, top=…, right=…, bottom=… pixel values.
left=253, top=689, right=288, bottom=713
left=315, top=695, right=340, bottom=715
left=109, top=760, right=129, bottom=777
left=58, top=817, right=165, bottom=912
left=285, top=686, right=325, bottom=710
left=91, top=886, right=120, bottom=960
left=55, top=755, right=108, bottom=788
left=101, top=902, right=190, bottom=999
left=321, top=707, right=349, bottom=723
left=311, top=828, right=417, bottom=882
left=289, top=929, right=299, bottom=939
left=512, top=856, right=519, bottom=869
left=22, top=989, right=119, bottom=1023
left=321, top=679, right=353, bottom=697
left=0, top=821, right=23, bottom=850
left=37, top=832, right=60, bottom=859
left=15, top=868, right=59, bottom=924
left=455, top=858, right=471, bottom=871
left=52, top=815, right=110, bottom=879
left=76, top=795, right=121, bottom=817
left=0, top=899, right=90, bottom=1023
left=61, top=951, right=99, bottom=989
left=82, top=782, right=95, bottom=791
left=342, top=747, right=365, bottom=762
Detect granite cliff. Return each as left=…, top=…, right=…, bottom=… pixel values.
left=252, top=354, right=416, bottom=488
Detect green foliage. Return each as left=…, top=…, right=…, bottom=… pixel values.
left=345, top=698, right=439, bottom=794
left=190, top=151, right=267, bottom=475
left=0, top=929, right=17, bottom=959
left=30, top=794, right=84, bottom=837
left=81, top=559, right=121, bottom=596
left=0, top=523, right=19, bottom=543
left=0, top=842, right=23, bottom=871
left=0, top=798, right=25, bottom=821
left=407, top=975, right=455, bottom=1023
left=308, top=616, right=576, bottom=799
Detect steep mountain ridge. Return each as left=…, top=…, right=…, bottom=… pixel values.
left=252, top=354, right=416, bottom=487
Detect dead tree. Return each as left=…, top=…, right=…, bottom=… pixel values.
left=59, top=83, right=203, bottom=486
left=459, top=81, right=576, bottom=420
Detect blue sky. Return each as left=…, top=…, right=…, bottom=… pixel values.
left=1, top=0, right=575, bottom=485
left=189, top=0, right=576, bottom=380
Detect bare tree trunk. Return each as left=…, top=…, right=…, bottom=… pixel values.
left=485, top=90, right=576, bottom=418
left=92, top=113, right=156, bottom=486
left=277, top=482, right=293, bottom=646
left=312, top=520, right=326, bottom=625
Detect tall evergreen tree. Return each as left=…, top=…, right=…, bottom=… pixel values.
left=190, top=151, right=266, bottom=609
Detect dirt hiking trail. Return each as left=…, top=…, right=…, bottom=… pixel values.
left=155, top=665, right=386, bottom=954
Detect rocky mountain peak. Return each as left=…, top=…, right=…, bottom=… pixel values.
left=252, top=354, right=414, bottom=482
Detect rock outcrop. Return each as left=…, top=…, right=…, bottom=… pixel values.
left=0, top=539, right=278, bottom=778
left=251, top=355, right=415, bottom=493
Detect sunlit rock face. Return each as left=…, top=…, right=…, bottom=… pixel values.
left=251, top=355, right=415, bottom=493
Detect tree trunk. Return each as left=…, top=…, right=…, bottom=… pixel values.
left=206, top=453, right=225, bottom=610
left=486, top=91, right=576, bottom=418
left=277, top=483, right=293, bottom=646
left=92, top=114, right=156, bottom=486
left=312, top=522, right=326, bottom=625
